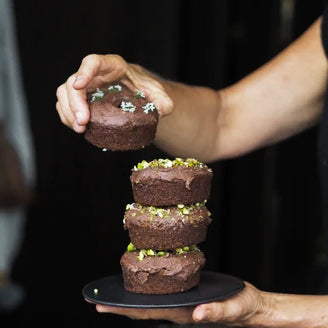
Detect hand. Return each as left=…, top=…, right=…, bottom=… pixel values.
left=89, top=282, right=270, bottom=326
left=56, top=54, right=174, bottom=133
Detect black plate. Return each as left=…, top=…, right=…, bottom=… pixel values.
left=82, top=271, right=245, bottom=308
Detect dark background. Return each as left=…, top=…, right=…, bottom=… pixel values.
left=2, top=0, right=328, bottom=327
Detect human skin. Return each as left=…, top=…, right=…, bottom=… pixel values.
left=93, top=283, right=328, bottom=327
left=56, top=15, right=328, bottom=327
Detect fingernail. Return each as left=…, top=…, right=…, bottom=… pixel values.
left=75, top=111, right=84, bottom=124
left=193, top=308, right=206, bottom=321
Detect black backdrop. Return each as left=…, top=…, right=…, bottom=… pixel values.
left=2, top=0, right=328, bottom=327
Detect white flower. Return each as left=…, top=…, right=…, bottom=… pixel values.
left=120, top=101, right=136, bottom=113
left=90, top=88, right=104, bottom=102
left=135, top=89, right=145, bottom=98
left=108, top=84, right=122, bottom=92
left=142, top=102, right=156, bottom=114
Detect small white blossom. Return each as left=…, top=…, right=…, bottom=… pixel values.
left=135, top=89, right=145, bottom=98
left=90, top=88, right=104, bottom=102
left=142, top=102, right=156, bottom=114
left=108, top=84, right=122, bottom=92
left=120, top=101, right=136, bottom=113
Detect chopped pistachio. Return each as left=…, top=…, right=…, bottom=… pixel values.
left=146, top=249, right=155, bottom=256
left=127, top=242, right=136, bottom=252
left=124, top=202, right=207, bottom=222
left=182, top=208, right=190, bottom=215
left=130, top=244, right=200, bottom=261
left=133, top=157, right=205, bottom=171
left=137, top=160, right=149, bottom=170
left=176, top=248, right=183, bottom=254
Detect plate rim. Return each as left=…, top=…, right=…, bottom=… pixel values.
left=82, top=270, right=245, bottom=308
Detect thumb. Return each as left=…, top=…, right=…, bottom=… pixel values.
left=192, top=303, right=223, bottom=322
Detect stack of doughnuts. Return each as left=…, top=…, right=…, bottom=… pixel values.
left=120, top=158, right=213, bottom=294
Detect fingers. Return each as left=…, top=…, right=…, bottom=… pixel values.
left=56, top=54, right=130, bottom=132
left=66, top=74, right=90, bottom=129
left=56, top=53, right=174, bottom=134
left=95, top=306, right=154, bottom=320
left=139, top=79, right=174, bottom=118
left=56, top=76, right=89, bottom=133
left=95, top=305, right=194, bottom=324
left=73, top=54, right=101, bottom=90
left=74, top=54, right=129, bottom=90
left=125, top=64, right=174, bottom=118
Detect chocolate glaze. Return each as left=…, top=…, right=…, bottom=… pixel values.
left=130, top=166, right=213, bottom=206
left=124, top=203, right=211, bottom=249
left=84, top=83, right=158, bottom=150
left=120, top=250, right=205, bottom=294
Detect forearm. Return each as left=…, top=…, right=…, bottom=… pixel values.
left=260, top=292, right=328, bottom=328
left=218, top=16, right=327, bottom=159
left=154, top=79, right=222, bottom=162
left=154, top=16, right=327, bottom=162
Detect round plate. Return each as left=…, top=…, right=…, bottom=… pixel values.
left=82, top=270, right=245, bottom=308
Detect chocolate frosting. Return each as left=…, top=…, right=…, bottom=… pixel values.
left=88, top=86, right=158, bottom=127
left=130, top=166, right=213, bottom=190
left=120, top=250, right=205, bottom=282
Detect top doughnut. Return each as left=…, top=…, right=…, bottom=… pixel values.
left=84, top=82, right=159, bottom=151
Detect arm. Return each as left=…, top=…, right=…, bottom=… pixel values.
left=155, top=15, right=327, bottom=161
left=56, top=16, right=327, bottom=163
left=93, top=282, right=328, bottom=327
